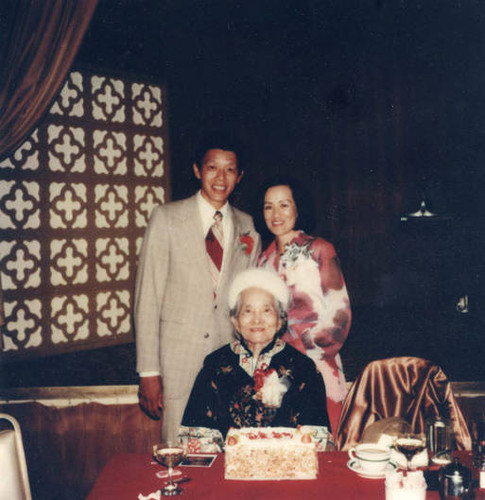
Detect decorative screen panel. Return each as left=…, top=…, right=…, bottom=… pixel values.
left=0, top=70, right=169, bottom=358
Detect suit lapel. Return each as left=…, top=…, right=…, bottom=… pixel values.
left=175, top=199, right=249, bottom=296
left=228, top=206, right=244, bottom=260
left=174, top=196, right=213, bottom=287
left=218, top=206, right=246, bottom=293
left=176, top=196, right=205, bottom=253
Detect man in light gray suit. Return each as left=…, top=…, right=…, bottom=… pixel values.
left=135, top=137, right=261, bottom=441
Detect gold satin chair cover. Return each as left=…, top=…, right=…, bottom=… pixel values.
left=335, top=357, right=472, bottom=451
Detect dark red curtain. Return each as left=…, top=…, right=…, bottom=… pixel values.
left=0, top=0, right=98, bottom=161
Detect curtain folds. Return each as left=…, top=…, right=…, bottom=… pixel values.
left=0, top=0, right=98, bottom=161
left=334, top=357, right=472, bottom=451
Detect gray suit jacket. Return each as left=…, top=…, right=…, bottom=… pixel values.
left=135, top=194, right=261, bottom=402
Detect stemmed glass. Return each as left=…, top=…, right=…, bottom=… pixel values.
left=395, top=433, right=426, bottom=471
left=153, top=441, right=187, bottom=496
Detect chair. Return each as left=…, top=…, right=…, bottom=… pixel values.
left=0, top=413, right=32, bottom=500
left=334, top=357, right=472, bottom=451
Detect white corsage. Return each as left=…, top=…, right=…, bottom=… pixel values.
left=254, top=369, right=290, bottom=408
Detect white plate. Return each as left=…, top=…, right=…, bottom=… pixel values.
left=347, top=459, right=398, bottom=479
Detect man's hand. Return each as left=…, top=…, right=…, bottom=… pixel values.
left=138, top=376, right=163, bottom=419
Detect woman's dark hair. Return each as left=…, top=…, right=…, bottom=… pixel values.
left=255, top=175, right=316, bottom=239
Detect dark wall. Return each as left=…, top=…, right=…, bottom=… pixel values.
left=4, top=0, right=484, bottom=386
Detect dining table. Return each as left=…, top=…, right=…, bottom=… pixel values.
left=87, top=451, right=484, bottom=499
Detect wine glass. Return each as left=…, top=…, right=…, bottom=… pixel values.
left=395, top=433, right=426, bottom=471
left=153, top=441, right=187, bottom=496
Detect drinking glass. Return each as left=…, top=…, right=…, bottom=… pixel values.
left=395, top=433, right=426, bottom=471
left=153, top=441, right=187, bottom=496
left=472, top=412, right=485, bottom=467
left=426, top=416, right=454, bottom=464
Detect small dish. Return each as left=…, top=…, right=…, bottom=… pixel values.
left=347, top=459, right=398, bottom=479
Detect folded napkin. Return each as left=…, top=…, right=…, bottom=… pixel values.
left=376, top=434, right=429, bottom=469
left=178, top=425, right=223, bottom=453
left=138, top=491, right=161, bottom=500
left=360, top=419, right=428, bottom=469
left=390, top=448, right=429, bottom=469
left=385, top=471, right=427, bottom=500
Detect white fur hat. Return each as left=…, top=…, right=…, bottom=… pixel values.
left=228, top=268, right=290, bottom=311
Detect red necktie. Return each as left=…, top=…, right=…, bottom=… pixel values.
left=206, top=211, right=224, bottom=288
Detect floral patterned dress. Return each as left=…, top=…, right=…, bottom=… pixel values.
left=179, top=338, right=329, bottom=449
left=258, top=231, right=351, bottom=432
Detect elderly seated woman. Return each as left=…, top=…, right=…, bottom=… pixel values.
left=178, top=268, right=330, bottom=451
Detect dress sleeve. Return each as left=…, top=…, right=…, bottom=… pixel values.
left=181, top=365, right=218, bottom=428
left=180, top=356, right=231, bottom=439
left=178, top=355, right=230, bottom=452
left=307, top=239, right=352, bottom=359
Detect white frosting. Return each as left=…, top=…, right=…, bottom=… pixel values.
left=224, top=426, right=319, bottom=480
left=226, top=427, right=313, bottom=448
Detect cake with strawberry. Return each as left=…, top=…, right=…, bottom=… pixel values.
left=224, top=426, right=320, bottom=480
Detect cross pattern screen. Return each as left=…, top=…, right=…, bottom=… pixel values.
left=0, top=70, right=169, bottom=358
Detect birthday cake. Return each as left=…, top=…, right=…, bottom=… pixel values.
left=224, top=427, right=320, bottom=480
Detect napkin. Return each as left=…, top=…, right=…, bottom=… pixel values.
left=178, top=425, right=223, bottom=453
left=376, top=434, right=429, bottom=468
left=138, top=491, right=161, bottom=500
left=299, top=425, right=329, bottom=452
left=385, top=470, right=427, bottom=500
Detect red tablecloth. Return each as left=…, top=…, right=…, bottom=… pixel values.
left=87, top=451, right=484, bottom=500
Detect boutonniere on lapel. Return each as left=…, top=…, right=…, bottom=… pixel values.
left=238, top=232, right=254, bottom=255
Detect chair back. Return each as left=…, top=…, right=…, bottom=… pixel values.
left=334, top=357, right=472, bottom=451
left=0, top=413, right=32, bottom=500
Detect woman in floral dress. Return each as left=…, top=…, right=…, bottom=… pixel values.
left=178, top=268, right=329, bottom=451
left=257, top=177, right=351, bottom=432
